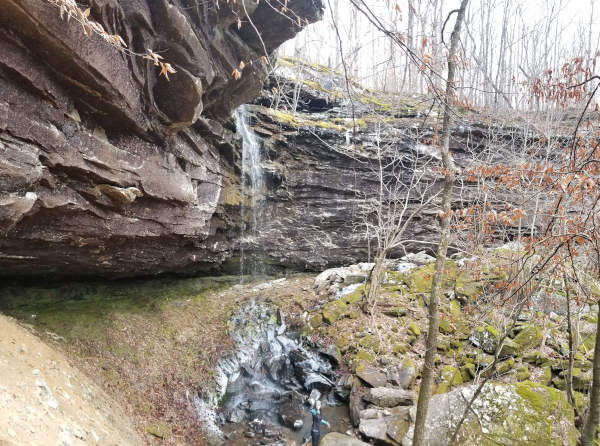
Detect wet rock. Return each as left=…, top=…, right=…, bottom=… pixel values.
left=320, top=432, right=369, bottom=446
left=304, top=373, right=333, bottom=392
left=319, top=344, right=342, bottom=367
left=359, top=414, right=407, bottom=445
left=278, top=393, right=304, bottom=429
left=363, top=387, right=415, bottom=407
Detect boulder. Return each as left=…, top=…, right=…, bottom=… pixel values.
left=314, top=263, right=373, bottom=295
left=401, top=251, right=435, bottom=265
left=355, top=361, right=388, bottom=388
left=402, top=382, right=578, bottom=446
left=349, top=376, right=365, bottom=428
left=469, top=325, right=499, bottom=354
left=359, top=417, right=400, bottom=445
left=320, top=432, right=369, bottom=446
left=387, top=358, right=416, bottom=389
left=364, top=387, right=415, bottom=407
left=319, top=344, right=342, bottom=367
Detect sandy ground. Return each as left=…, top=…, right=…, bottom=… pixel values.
left=0, top=314, right=142, bottom=446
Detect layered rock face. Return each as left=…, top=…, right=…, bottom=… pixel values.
left=0, top=0, right=323, bottom=276
left=242, top=60, right=532, bottom=270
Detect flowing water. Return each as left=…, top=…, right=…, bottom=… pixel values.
left=198, top=301, right=352, bottom=445
left=235, top=106, right=266, bottom=281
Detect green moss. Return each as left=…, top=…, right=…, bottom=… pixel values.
left=449, top=299, right=462, bottom=318
left=322, top=300, right=348, bottom=324
left=354, top=350, right=375, bottom=364
left=393, top=343, right=409, bottom=355
left=309, top=313, right=323, bottom=328
left=439, top=318, right=454, bottom=335
left=358, top=334, right=379, bottom=350
left=408, top=323, right=421, bottom=336
left=497, top=357, right=515, bottom=375
left=436, top=365, right=463, bottom=394
left=461, top=362, right=476, bottom=381
left=516, top=364, right=531, bottom=381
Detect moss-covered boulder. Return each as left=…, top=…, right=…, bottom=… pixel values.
left=322, top=300, right=348, bottom=324
left=436, top=365, right=463, bottom=394
left=516, top=364, right=531, bottom=381
left=407, top=323, right=421, bottom=337
left=455, top=272, right=482, bottom=300
left=500, top=324, right=542, bottom=357
left=405, top=382, right=578, bottom=445
left=404, top=262, right=457, bottom=294
left=470, top=325, right=500, bottom=354
left=439, top=319, right=454, bottom=335
left=513, top=324, right=543, bottom=351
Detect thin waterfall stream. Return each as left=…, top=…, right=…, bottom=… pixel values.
left=236, top=105, right=266, bottom=281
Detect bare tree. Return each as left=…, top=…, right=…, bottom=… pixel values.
left=412, top=2, right=468, bottom=445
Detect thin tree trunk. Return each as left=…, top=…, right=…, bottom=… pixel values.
left=582, top=301, right=600, bottom=445
left=564, top=273, right=576, bottom=409
left=412, top=2, right=468, bottom=445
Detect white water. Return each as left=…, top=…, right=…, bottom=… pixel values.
left=235, top=105, right=265, bottom=279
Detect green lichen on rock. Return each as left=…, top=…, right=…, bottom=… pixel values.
left=513, top=324, right=543, bottom=353
left=471, top=325, right=500, bottom=354
left=322, top=300, right=348, bottom=324
left=436, top=365, right=463, bottom=394
left=439, top=318, right=454, bottom=334
left=447, top=382, right=578, bottom=446
left=455, top=272, right=482, bottom=300
left=407, top=323, right=421, bottom=337
left=516, top=364, right=531, bottom=381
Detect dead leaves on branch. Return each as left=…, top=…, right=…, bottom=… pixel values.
left=46, top=0, right=176, bottom=81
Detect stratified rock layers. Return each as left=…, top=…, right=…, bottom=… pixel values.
left=0, top=0, right=323, bottom=276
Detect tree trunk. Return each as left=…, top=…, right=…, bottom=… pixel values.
left=582, top=301, right=600, bottom=445
left=365, top=250, right=387, bottom=313
left=412, top=1, right=468, bottom=445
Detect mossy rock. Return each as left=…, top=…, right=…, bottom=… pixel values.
left=439, top=319, right=454, bottom=335
left=523, top=350, right=551, bottom=366
left=334, top=332, right=352, bottom=353
left=407, top=323, right=421, bottom=336
left=436, top=382, right=578, bottom=445
left=358, top=334, right=379, bottom=350
left=461, top=362, right=476, bottom=381
left=541, top=365, right=553, bottom=386
left=501, top=324, right=542, bottom=356
left=449, top=299, right=462, bottom=318
left=437, top=340, right=451, bottom=352
left=322, top=300, right=348, bottom=324
left=470, top=325, right=500, bottom=354
left=436, top=365, right=463, bottom=394
left=354, top=350, right=376, bottom=364
left=455, top=272, right=482, bottom=300
left=497, top=357, right=515, bottom=375
left=516, top=364, right=531, bottom=381
left=340, top=285, right=365, bottom=306
left=558, top=368, right=593, bottom=392
left=393, top=343, right=409, bottom=355
left=513, top=324, right=542, bottom=351
left=309, top=313, right=323, bottom=328
left=404, top=262, right=457, bottom=294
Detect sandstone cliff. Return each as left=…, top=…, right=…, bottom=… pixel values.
left=0, top=0, right=323, bottom=277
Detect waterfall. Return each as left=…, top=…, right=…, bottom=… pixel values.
left=235, top=105, right=265, bottom=280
